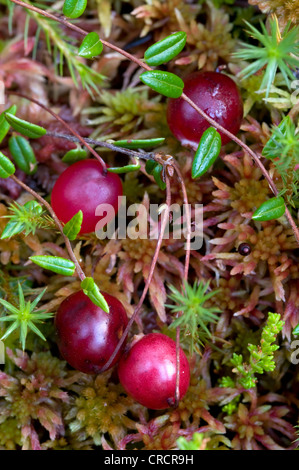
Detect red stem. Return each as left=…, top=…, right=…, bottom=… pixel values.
left=172, top=162, right=192, bottom=407
left=9, top=0, right=299, bottom=245
left=8, top=92, right=107, bottom=172
left=10, top=174, right=86, bottom=281
left=98, top=174, right=172, bottom=373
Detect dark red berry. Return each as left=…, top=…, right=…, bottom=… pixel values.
left=55, top=290, right=128, bottom=374
left=167, top=71, right=243, bottom=148
left=118, top=333, right=190, bottom=410
left=238, top=242, right=252, bottom=256
left=51, top=159, right=123, bottom=234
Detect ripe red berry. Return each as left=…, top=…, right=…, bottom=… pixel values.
left=51, top=159, right=123, bottom=234
left=54, top=290, right=128, bottom=374
left=118, top=333, right=190, bottom=409
left=167, top=71, right=243, bottom=148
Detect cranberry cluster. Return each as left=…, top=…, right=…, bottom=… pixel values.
left=55, top=292, right=190, bottom=409
left=52, top=159, right=190, bottom=409
left=52, top=71, right=242, bottom=409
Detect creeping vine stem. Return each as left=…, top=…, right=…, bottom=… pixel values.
left=98, top=174, right=173, bottom=373
left=5, top=91, right=190, bottom=406
left=9, top=0, right=299, bottom=245
left=6, top=0, right=299, bottom=410
left=10, top=174, right=86, bottom=281
left=8, top=91, right=107, bottom=172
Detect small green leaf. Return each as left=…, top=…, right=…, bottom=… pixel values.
left=139, top=70, right=184, bottom=98
left=63, top=210, right=83, bottom=240
left=0, top=105, right=17, bottom=144
left=81, top=277, right=109, bottom=312
left=23, top=200, right=43, bottom=215
left=0, top=220, right=22, bottom=240
left=293, top=323, right=299, bottom=335
left=29, top=255, right=76, bottom=276
left=191, top=127, right=222, bottom=179
left=144, top=31, right=187, bottom=66
left=78, top=32, right=103, bottom=58
left=8, top=135, right=37, bottom=175
left=152, top=164, right=166, bottom=190
left=252, top=197, right=286, bottom=221
left=0, top=151, right=15, bottom=178
left=4, top=113, right=47, bottom=139
left=62, top=147, right=87, bottom=164
left=145, top=159, right=166, bottom=189
left=107, top=158, right=140, bottom=174
left=63, top=0, right=87, bottom=18
left=112, top=138, right=165, bottom=149
left=145, top=160, right=166, bottom=189
left=145, top=159, right=157, bottom=175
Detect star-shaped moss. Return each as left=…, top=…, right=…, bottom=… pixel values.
left=0, top=283, right=53, bottom=350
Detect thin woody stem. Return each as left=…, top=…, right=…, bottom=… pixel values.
left=8, top=92, right=107, bottom=172
left=45, top=131, right=157, bottom=161
left=173, top=162, right=191, bottom=280
left=99, top=174, right=172, bottom=373
left=9, top=0, right=151, bottom=71
left=10, top=174, right=86, bottom=281
left=181, top=93, right=299, bottom=245
left=44, top=127, right=189, bottom=401
left=172, top=162, right=192, bottom=407
left=9, top=0, right=299, bottom=244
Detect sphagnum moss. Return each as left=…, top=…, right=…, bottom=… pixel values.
left=0, top=0, right=299, bottom=451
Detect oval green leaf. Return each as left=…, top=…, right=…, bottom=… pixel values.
left=107, top=161, right=141, bottom=174
left=81, top=277, right=109, bottom=312
left=293, top=323, right=299, bottom=335
left=24, top=200, right=43, bottom=213
left=112, top=138, right=165, bottom=149
left=63, top=210, right=83, bottom=240
left=145, top=159, right=157, bottom=175
left=139, top=71, right=184, bottom=98
left=252, top=197, right=286, bottom=221
left=1, top=220, right=22, bottom=240
left=8, top=135, right=37, bottom=175
left=144, top=31, right=187, bottom=66
left=62, top=147, right=87, bottom=164
left=5, top=113, right=47, bottom=139
left=191, top=127, right=221, bottom=179
left=0, top=105, right=17, bottom=144
left=0, top=151, right=15, bottom=178
left=153, top=164, right=166, bottom=190
left=63, top=0, right=87, bottom=18
left=78, top=32, right=103, bottom=58
left=29, top=255, right=76, bottom=276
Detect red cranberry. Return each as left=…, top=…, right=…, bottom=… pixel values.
left=167, top=71, right=243, bottom=148
left=51, top=159, right=123, bottom=234
left=54, top=290, right=128, bottom=374
left=118, top=333, right=190, bottom=409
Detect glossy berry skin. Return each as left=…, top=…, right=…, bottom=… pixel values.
left=167, top=71, right=243, bottom=148
left=55, top=290, right=128, bottom=374
left=118, top=333, right=190, bottom=410
left=51, top=159, right=123, bottom=234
